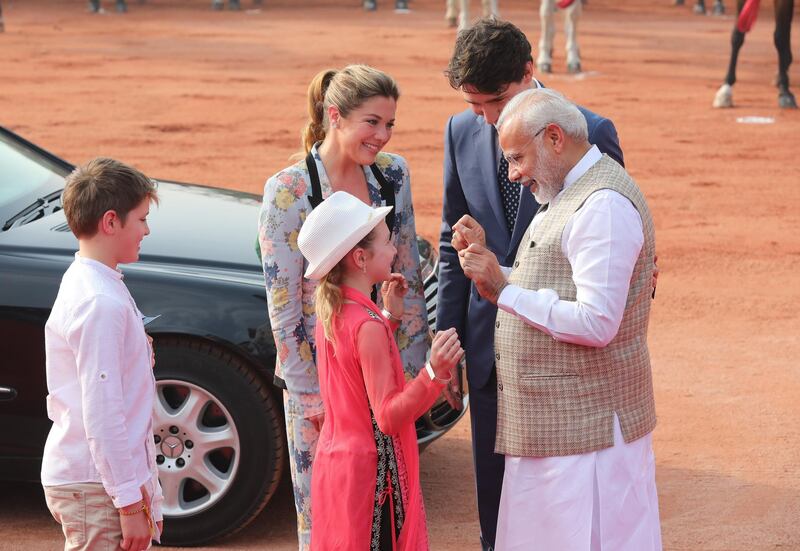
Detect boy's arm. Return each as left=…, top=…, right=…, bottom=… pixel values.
left=66, top=295, right=143, bottom=509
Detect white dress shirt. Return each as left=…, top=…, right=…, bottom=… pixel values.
left=497, top=145, right=644, bottom=347
left=42, top=254, right=163, bottom=518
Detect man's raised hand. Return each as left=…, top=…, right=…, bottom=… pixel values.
left=452, top=215, right=486, bottom=251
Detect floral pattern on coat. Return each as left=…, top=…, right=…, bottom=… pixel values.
left=258, top=144, right=431, bottom=415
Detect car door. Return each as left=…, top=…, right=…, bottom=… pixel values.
left=0, top=249, right=69, bottom=480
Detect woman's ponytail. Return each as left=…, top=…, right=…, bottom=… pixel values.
left=301, top=68, right=337, bottom=155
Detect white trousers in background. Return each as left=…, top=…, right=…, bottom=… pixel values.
left=495, top=415, right=662, bottom=551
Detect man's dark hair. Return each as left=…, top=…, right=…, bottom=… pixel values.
left=445, top=18, right=533, bottom=95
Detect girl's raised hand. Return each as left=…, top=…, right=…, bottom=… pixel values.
left=429, top=328, right=464, bottom=380
left=380, top=273, right=408, bottom=320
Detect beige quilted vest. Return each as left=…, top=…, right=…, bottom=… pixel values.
left=494, top=155, right=657, bottom=457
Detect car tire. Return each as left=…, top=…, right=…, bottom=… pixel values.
left=152, top=337, right=285, bottom=546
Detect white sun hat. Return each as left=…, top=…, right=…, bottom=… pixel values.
left=298, top=191, right=393, bottom=280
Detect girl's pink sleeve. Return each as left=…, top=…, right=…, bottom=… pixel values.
left=357, top=320, right=443, bottom=436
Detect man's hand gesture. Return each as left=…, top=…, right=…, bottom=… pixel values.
left=452, top=215, right=486, bottom=251
left=458, top=243, right=507, bottom=305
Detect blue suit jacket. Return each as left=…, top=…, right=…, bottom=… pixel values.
left=436, top=104, right=624, bottom=389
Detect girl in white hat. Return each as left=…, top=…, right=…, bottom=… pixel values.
left=258, top=64, right=436, bottom=551
left=298, top=191, right=463, bottom=551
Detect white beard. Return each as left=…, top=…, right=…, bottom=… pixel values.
left=533, top=179, right=561, bottom=205
left=531, top=140, right=565, bottom=205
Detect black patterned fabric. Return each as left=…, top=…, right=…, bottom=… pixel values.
left=369, top=412, right=404, bottom=551
left=498, top=155, right=521, bottom=233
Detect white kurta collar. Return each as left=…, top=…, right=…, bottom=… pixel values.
left=563, top=144, right=601, bottom=191
left=550, top=145, right=602, bottom=209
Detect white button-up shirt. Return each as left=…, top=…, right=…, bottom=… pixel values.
left=42, top=254, right=162, bottom=514
left=498, top=145, right=645, bottom=347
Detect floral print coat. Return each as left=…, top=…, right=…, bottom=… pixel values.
left=258, top=145, right=431, bottom=418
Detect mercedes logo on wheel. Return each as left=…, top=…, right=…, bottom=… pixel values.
left=161, top=435, right=184, bottom=458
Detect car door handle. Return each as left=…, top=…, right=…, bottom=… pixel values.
left=0, top=386, right=18, bottom=401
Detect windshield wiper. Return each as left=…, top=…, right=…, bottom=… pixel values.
left=2, top=189, right=64, bottom=231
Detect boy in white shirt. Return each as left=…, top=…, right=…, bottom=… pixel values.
left=42, top=157, right=163, bottom=551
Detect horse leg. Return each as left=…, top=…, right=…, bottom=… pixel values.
left=0, top=2, right=4, bottom=33
left=457, top=0, right=469, bottom=31
left=481, top=0, right=499, bottom=18
left=712, top=0, right=725, bottom=14
left=694, top=0, right=707, bottom=14
left=713, top=0, right=747, bottom=107
left=773, top=0, right=797, bottom=108
left=537, top=0, right=556, bottom=73
left=564, top=0, right=582, bottom=73
left=446, top=0, right=458, bottom=26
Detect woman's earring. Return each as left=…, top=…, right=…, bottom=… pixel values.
left=331, top=120, right=339, bottom=129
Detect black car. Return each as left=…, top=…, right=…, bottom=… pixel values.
left=0, top=126, right=466, bottom=546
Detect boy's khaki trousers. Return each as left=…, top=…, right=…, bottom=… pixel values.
left=44, top=483, right=125, bottom=551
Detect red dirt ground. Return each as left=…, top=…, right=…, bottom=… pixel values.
left=1, top=0, right=799, bottom=549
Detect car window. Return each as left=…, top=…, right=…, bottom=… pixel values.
left=0, top=138, right=65, bottom=224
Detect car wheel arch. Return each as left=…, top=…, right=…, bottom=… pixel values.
left=150, top=335, right=287, bottom=546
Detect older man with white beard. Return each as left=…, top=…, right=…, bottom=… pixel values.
left=452, top=88, right=662, bottom=551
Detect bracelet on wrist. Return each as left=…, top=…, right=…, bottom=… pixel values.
left=119, top=502, right=146, bottom=516
left=381, top=308, right=402, bottom=323
left=425, top=362, right=452, bottom=383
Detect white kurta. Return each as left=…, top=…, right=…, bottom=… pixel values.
left=494, top=146, right=662, bottom=551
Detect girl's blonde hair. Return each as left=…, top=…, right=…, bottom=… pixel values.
left=314, top=229, right=378, bottom=346
left=300, top=64, right=400, bottom=155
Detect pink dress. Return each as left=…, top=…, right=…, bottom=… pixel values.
left=311, top=286, right=444, bottom=551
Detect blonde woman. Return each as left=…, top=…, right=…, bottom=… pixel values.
left=258, top=65, right=431, bottom=551
left=298, top=192, right=462, bottom=550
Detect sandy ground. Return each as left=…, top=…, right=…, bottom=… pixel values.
left=1, top=0, right=800, bottom=549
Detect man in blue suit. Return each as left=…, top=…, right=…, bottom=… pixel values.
left=436, top=18, right=624, bottom=551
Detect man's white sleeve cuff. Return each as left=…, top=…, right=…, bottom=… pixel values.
left=497, top=284, right=523, bottom=313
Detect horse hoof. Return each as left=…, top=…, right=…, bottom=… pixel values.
left=538, top=62, right=552, bottom=74
left=712, top=3, right=724, bottom=15
left=713, top=84, right=733, bottom=108
left=693, top=3, right=706, bottom=14
left=779, top=92, right=798, bottom=109
left=674, top=0, right=685, bottom=5
left=567, top=62, right=582, bottom=74
left=211, top=0, right=223, bottom=9
left=446, top=16, right=457, bottom=28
